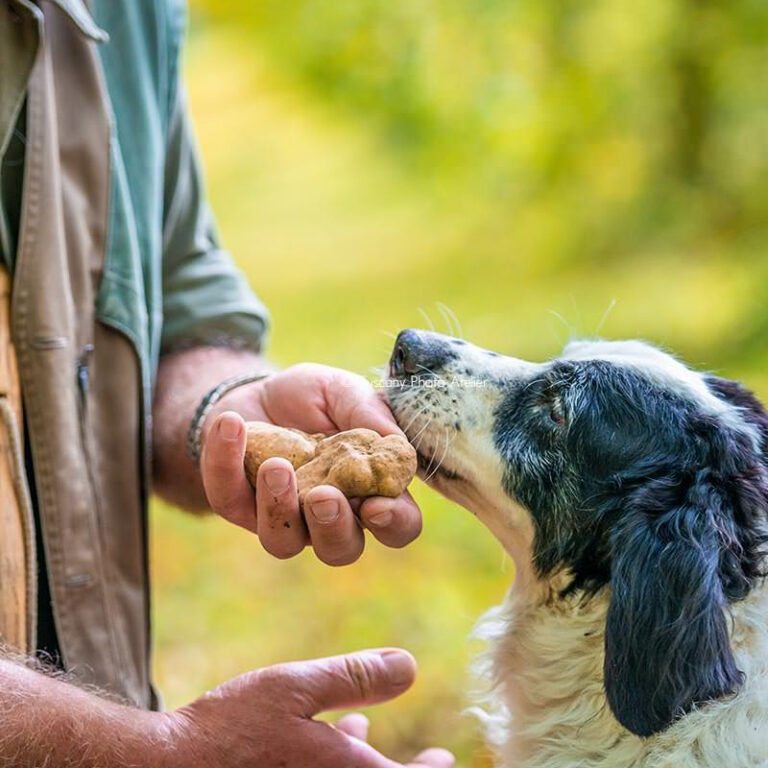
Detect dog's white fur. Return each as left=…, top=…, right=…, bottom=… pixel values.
left=475, top=575, right=768, bottom=768
left=388, top=335, right=768, bottom=767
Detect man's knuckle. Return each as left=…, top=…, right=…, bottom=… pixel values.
left=204, top=450, right=238, bottom=476
left=258, top=665, right=315, bottom=713
left=212, top=494, right=249, bottom=521
left=343, top=656, right=378, bottom=700
left=253, top=665, right=285, bottom=695
left=290, top=362, right=325, bottom=380
left=262, top=494, right=294, bottom=519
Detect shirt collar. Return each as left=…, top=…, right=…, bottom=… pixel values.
left=44, top=0, right=108, bottom=42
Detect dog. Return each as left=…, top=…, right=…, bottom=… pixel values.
left=385, top=330, right=768, bottom=767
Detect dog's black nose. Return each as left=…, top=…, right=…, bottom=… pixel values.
left=390, top=329, right=454, bottom=379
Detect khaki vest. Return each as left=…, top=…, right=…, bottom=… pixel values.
left=5, top=1, right=151, bottom=708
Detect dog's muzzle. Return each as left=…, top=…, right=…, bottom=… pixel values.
left=389, top=329, right=455, bottom=380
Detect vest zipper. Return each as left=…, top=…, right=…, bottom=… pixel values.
left=76, top=344, right=94, bottom=411
left=73, top=342, right=97, bottom=592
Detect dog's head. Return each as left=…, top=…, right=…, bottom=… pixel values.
left=385, top=330, right=768, bottom=738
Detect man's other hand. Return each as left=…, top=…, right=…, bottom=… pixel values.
left=162, top=649, right=455, bottom=768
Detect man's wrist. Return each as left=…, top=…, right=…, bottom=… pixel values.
left=142, top=710, right=190, bottom=768
left=153, top=348, right=273, bottom=510
left=199, top=377, right=273, bottom=449
left=186, top=373, right=272, bottom=466
left=0, top=658, right=175, bottom=768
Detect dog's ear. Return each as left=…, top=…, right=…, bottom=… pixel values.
left=705, top=376, right=768, bottom=466
left=604, top=468, right=749, bottom=737
left=603, top=377, right=768, bottom=736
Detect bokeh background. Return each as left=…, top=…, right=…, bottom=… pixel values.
left=151, top=1, right=768, bottom=764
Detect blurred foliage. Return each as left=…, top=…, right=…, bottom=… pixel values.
left=188, top=0, right=768, bottom=276
left=152, top=1, right=768, bottom=765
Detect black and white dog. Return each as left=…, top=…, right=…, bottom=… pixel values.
left=385, top=330, right=768, bottom=767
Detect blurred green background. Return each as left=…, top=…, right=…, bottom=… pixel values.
left=151, top=1, right=768, bottom=764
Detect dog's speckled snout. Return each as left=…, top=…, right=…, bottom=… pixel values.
left=389, top=328, right=457, bottom=380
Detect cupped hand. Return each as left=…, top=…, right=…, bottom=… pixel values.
left=200, top=364, right=422, bottom=565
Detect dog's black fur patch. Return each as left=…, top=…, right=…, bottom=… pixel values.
left=493, top=362, right=768, bottom=737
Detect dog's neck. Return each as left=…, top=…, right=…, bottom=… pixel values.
left=478, top=570, right=768, bottom=768
left=481, top=578, right=615, bottom=767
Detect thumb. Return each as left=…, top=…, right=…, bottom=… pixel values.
left=280, top=649, right=417, bottom=717
left=201, top=411, right=257, bottom=531
left=326, top=371, right=403, bottom=437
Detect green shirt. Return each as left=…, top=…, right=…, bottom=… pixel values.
left=0, top=0, right=270, bottom=701
left=0, top=0, right=269, bottom=388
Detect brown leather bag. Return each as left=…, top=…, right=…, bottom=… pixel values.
left=0, top=266, right=32, bottom=652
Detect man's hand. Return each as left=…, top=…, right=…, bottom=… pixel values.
left=164, top=649, right=454, bottom=768
left=201, top=363, right=423, bottom=565
left=0, top=650, right=452, bottom=767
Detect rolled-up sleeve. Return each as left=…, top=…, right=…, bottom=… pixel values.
left=160, top=84, right=269, bottom=354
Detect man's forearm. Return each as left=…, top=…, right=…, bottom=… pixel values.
left=152, top=346, right=272, bottom=510
left=0, top=657, right=169, bottom=767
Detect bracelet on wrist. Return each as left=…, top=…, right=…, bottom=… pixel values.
left=185, top=372, right=271, bottom=467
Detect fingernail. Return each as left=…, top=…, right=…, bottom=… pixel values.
left=309, top=499, right=340, bottom=523
left=264, top=467, right=290, bottom=495
left=379, top=650, right=415, bottom=687
left=414, top=748, right=456, bottom=766
left=367, top=509, right=393, bottom=528
left=218, top=415, right=242, bottom=441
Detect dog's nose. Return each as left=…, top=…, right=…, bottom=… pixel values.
left=390, top=329, right=453, bottom=378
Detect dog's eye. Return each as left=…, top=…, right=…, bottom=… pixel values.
left=547, top=395, right=566, bottom=427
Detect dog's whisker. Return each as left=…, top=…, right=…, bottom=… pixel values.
left=424, top=428, right=456, bottom=483
left=379, top=329, right=398, bottom=341
left=437, top=302, right=463, bottom=340
left=547, top=309, right=574, bottom=346
left=422, top=441, right=438, bottom=479
left=414, top=432, right=431, bottom=455
left=595, top=298, right=616, bottom=337
left=417, top=307, right=436, bottom=332
left=410, top=417, right=433, bottom=445
left=413, top=363, right=444, bottom=380
left=422, top=425, right=450, bottom=480
left=401, top=404, right=430, bottom=436
left=436, top=302, right=456, bottom=337
left=548, top=308, right=571, bottom=329
left=428, top=430, right=450, bottom=478
left=410, top=415, right=435, bottom=448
